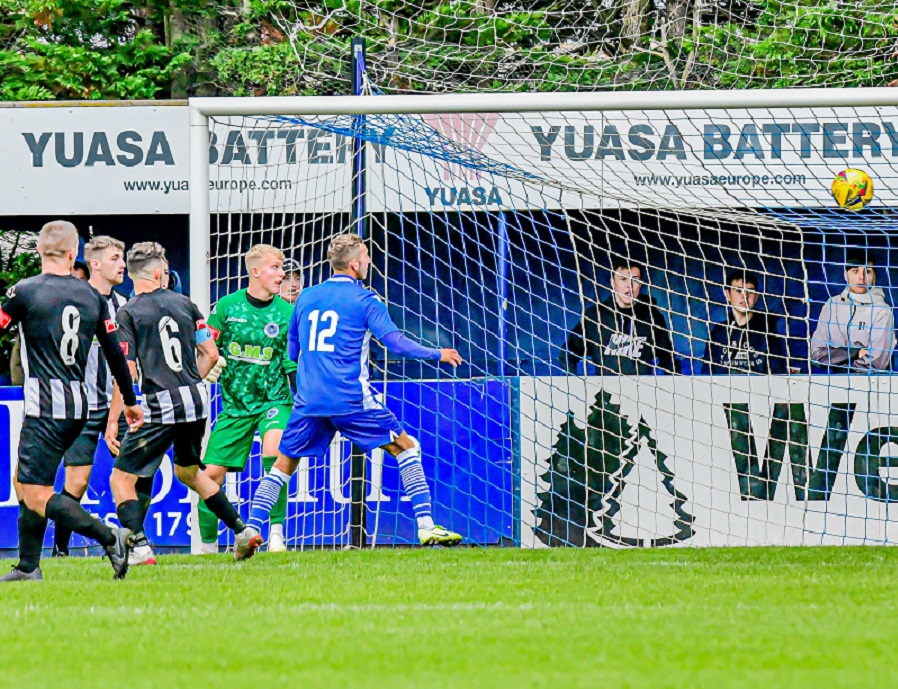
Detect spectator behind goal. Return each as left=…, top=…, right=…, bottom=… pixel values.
left=562, top=257, right=676, bottom=375
left=703, top=270, right=789, bottom=375
left=810, top=249, right=895, bottom=372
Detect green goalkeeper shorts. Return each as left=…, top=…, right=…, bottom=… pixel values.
left=203, top=405, right=292, bottom=470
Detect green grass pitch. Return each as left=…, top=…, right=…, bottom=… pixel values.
left=0, top=547, right=896, bottom=689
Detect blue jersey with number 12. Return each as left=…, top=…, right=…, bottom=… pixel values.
left=288, top=275, right=400, bottom=416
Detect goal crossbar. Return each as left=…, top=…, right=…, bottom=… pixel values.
left=189, top=87, right=898, bottom=118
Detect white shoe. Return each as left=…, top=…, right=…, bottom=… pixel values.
left=198, top=541, right=218, bottom=555
left=129, top=544, right=157, bottom=566
left=234, top=527, right=263, bottom=561
left=268, top=527, right=287, bottom=553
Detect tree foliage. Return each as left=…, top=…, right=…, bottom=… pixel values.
left=212, top=0, right=898, bottom=94
left=0, top=1, right=201, bottom=99
left=0, top=232, right=40, bottom=381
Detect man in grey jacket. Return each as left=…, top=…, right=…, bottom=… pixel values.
left=810, top=250, right=895, bottom=371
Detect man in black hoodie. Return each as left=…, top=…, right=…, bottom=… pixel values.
left=562, top=259, right=676, bottom=375
left=703, top=270, right=789, bottom=375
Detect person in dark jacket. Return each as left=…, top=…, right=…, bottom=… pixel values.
left=562, top=259, right=676, bottom=375
left=704, top=270, right=788, bottom=374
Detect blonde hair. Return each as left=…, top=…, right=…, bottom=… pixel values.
left=37, top=221, right=79, bottom=258
left=84, top=235, right=125, bottom=265
left=127, top=242, right=167, bottom=280
left=245, top=244, right=285, bottom=272
left=328, top=233, right=364, bottom=271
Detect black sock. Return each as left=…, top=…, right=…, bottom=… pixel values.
left=136, top=476, right=153, bottom=524
left=53, top=488, right=81, bottom=554
left=116, top=499, right=144, bottom=536
left=45, top=493, right=115, bottom=548
left=115, top=502, right=149, bottom=547
left=17, top=502, right=47, bottom=573
left=203, top=490, right=246, bottom=533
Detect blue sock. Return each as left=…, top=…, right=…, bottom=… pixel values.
left=396, top=448, right=434, bottom=530
left=247, top=468, right=290, bottom=532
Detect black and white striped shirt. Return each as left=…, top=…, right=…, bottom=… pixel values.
left=0, top=274, right=137, bottom=419
left=86, top=290, right=128, bottom=412
left=141, top=385, right=210, bottom=425
left=116, top=289, right=210, bottom=425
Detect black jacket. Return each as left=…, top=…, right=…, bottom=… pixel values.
left=704, top=312, right=788, bottom=374
left=562, top=295, right=676, bottom=375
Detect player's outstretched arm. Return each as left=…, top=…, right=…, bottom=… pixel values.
left=379, top=330, right=464, bottom=366
left=365, top=291, right=462, bottom=366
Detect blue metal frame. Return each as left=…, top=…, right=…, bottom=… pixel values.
left=510, top=376, right=522, bottom=546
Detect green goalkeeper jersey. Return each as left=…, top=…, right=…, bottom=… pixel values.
left=207, top=289, right=296, bottom=416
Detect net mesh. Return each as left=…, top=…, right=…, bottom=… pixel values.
left=219, top=1, right=898, bottom=96
left=204, top=97, right=898, bottom=549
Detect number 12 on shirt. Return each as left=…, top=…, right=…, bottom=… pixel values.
left=308, top=309, right=339, bottom=352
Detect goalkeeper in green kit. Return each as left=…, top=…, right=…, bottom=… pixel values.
left=198, top=244, right=296, bottom=553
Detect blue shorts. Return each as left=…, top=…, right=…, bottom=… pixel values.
left=279, top=408, right=403, bottom=458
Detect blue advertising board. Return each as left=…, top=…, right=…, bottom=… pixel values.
left=216, top=379, right=515, bottom=547
left=0, top=380, right=516, bottom=551
left=0, top=388, right=195, bottom=551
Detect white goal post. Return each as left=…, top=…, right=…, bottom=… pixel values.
left=187, top=88, right=898, bottom=551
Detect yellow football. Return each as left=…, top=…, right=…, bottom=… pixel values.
left=831, top=168, right=874, bottom=211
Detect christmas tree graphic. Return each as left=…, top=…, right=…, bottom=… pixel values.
left=534, top=389, right=695, bottom=547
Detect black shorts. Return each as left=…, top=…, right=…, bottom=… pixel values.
left=63, top=408, right=129, bottom=468
left=17, top=416, right=87, bottom=486
left=114, top=419, right=207, bottom=478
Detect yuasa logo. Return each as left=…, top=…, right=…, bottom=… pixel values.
left=22, top=131, right=175, bottom=168
left=423, top=113, right=498, bottom=182
left=422, top=113, right=503, bottom=207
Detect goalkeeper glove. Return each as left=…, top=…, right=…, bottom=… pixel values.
left=204, top=357, right=227, bottom=383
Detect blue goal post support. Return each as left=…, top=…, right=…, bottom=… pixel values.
left=349, top=36, right=368, bottom=549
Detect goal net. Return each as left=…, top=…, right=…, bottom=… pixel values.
left=192, top=89, right=898, bottom=550
left=219, top=1, right=898, bottom=95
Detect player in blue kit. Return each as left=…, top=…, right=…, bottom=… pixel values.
left=235, top=233, right=464, bottom=560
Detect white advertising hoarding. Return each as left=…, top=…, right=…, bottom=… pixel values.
left=0, top=104, right=189, bottom=215
left=519, top=376, right=898, bottom=548
left=1, top=102, right=898, bottom=214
